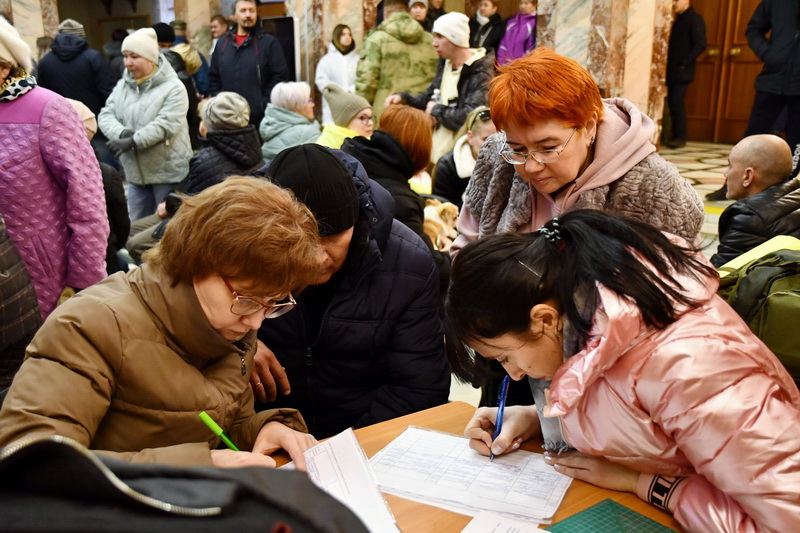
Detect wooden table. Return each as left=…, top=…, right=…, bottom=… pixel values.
left=349, top=401, right=682, bottom=532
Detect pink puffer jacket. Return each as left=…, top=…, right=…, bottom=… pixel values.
left=546, top=271, right=800, bottom=532
left=0, top=87, right=109, bottom=317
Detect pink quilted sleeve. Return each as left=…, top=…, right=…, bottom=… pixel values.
left=638, top=339, right=800, bottom=533
left=39, top=97, right=110, bottom=290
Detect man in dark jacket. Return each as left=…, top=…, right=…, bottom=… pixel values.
left=711, top=135, right=800, bottom=267
left=208, top=0, right=288, bottom=129
left=388, top=12, right=494, bottom=163
left=665, top=0, right=706, bottom=149
left=745, top=0, right=800, bottom=173
left=36, top=19, right=116, bottom=116
left=253, top=145, right=450, bottom=439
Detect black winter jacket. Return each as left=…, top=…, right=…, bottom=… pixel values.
left=208, top=25, right=289, bottom=128
left=711, top=178, right=800, bottom=267
left=341, top=131, right=428, bottom=246
left=746, top=0, right=800, bottom=95
left=165, top=126, right=264, bottom=215
left=469, top=14, right=506, bottom=52
left=162, top=50, right=201, bottom=150
left=0, top=214, right=40, bottom=386
left=399, top=52, right=494, bottom=132
left=666, top=7, right=706, bottom=85
left=432, top=149, right=466, bottom=208
left=257, top=153, right=450, bottom=438
left=36, top=33, right=117, bottom=115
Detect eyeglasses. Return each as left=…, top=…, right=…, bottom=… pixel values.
left=222, top=278, right=297, bottom=318
left=499, top=128, right=578, bottom=165
left=356, top=114, right=374, bottom=124
left=468, top=109, right=492, bottom=132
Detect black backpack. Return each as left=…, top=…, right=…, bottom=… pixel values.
left=0, top=435, right=369, bottom=533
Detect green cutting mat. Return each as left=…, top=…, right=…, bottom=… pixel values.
left=545, top=499, right=677, bottom=533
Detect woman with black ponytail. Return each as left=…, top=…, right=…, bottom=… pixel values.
left=446, top=210, right=800, bottom=532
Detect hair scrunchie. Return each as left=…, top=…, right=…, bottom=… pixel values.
left=538, top=218, right=564, bottom=249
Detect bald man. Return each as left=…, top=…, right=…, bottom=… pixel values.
left=710, top=134, right=800, bottom=267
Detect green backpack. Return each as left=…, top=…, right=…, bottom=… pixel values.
left=717, top=249, right=800, bottom=384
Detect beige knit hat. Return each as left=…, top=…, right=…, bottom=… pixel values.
left=122, top=27, right=160, bottom=65
left=58, top=19, right=86, bottom=37
left=66, top=98, right=98, bottom=140
left=323, top=83, right=371, bottom=128
left=432, top=12, right=470, bottom=48
left=0, top=16, right=32, bottom=72
left=201, top=91, right=250, bottom=130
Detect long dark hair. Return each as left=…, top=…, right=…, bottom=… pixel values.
left=332, top=24, right=355, bottom=55
left=444, top=210, right=718, bottom=385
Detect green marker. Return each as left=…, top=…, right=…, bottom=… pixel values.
left=198, top=411, right=240, bottom=451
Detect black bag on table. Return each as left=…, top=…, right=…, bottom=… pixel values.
left=0, top=435, right=369, bottom=533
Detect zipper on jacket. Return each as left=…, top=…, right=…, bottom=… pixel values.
left=305, top=346, right=312, bottom=367
left=0, top=435, right=222, bottom=517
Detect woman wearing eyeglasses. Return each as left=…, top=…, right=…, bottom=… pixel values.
left=452, top=48, right=704, bottom=257
left=452, top=47, right=704, bottom=408
left=0, top=177, right=323, bottom=469
left=316, top=83, right=374, bottom=149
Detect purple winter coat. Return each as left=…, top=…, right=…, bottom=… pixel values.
left=0, top=87, right=109, bottom=317
left=497, top=13, right=536, bottom=65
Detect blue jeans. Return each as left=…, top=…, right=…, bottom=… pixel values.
left=127, top=183, right=175, bottom=222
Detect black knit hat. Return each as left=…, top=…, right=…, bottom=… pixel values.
left=152, top=22, right=175, bottom=44
left=268, top=145, right=360, bottom=237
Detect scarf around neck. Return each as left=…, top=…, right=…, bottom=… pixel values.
left=0, top=67, right=37, bottom=102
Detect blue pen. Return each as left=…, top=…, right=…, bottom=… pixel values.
left=489, top=375, right=511, bottom=462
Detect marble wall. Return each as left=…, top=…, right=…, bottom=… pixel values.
left=538, top=0, right=673, bottom=140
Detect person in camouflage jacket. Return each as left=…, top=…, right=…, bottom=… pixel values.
left=355, top=0, right=438, bottom=122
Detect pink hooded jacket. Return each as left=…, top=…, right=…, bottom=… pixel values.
left=0, top=87, right=109, bottom=317
left=546, top=268, right=800, bottom=532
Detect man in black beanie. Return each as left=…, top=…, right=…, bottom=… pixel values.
left=252, top=144, right=450, bottom=438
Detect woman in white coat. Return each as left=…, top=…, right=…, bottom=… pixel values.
left=315, top=25, right=359, bottom=126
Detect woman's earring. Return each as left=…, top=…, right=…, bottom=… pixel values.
left=590, top=136, right=595, bottom=145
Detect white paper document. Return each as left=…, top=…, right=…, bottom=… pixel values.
left=371, top=426, right=571, bottom=522
left=461, top=511, right=541, bottom=533
left=304, top=428, right=399, bottom=533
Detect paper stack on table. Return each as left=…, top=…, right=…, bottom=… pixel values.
left=370, top=426, right=572, bottom=524
left=302, top=428, right=400, bottom=533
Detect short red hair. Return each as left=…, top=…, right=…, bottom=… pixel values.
left=489, top=47, right=604, bottom=130
left=379, top=105, right=433, bottom=173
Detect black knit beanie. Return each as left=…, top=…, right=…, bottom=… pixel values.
left=268, top=145, right=360, bottom=237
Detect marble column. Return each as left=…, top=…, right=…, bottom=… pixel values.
left=8, top=0, right=45, bottom=60
left=39, top=0, right=56, bottom=36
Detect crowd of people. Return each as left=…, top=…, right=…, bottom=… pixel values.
left=1, top=0, right=799, bottom=531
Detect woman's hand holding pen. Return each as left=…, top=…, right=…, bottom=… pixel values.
left=211, top=449, right=279, bottom=468
left=464, top=405, right=540, bottom=458
left=252, top=421, right=318, bottom=471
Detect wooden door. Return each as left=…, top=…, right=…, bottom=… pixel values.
left=714, top=0, right=762, bottom=143
left=685, top=0, right=762, bottom=143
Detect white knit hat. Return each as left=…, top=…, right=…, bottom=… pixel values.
left=122, top=27, right=159, bottom=65
left=0, top=16, right=32, bottom=72
left=201, top=91, right=250, bottom=130
left=432, top=12, right=470, bottom=48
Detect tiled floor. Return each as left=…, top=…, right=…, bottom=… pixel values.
left=448, top=141, right=736, bottom=406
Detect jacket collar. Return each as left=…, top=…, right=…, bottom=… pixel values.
left=128, top=264, right=255, bottom=362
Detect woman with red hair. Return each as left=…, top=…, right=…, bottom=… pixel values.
left=341, top=105, right=433, bottom=249
left=451, top=47, right=705, bottom=407
left=452, top=48, right=703, bottom=255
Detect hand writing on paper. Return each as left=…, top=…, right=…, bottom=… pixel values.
left=464, top=405, right=540, bottom=458
left=543, top=451, right=640, bottom=493
left=253, top=421, right=318, bottom=471
left=250, top=340, right=291, bottom=402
